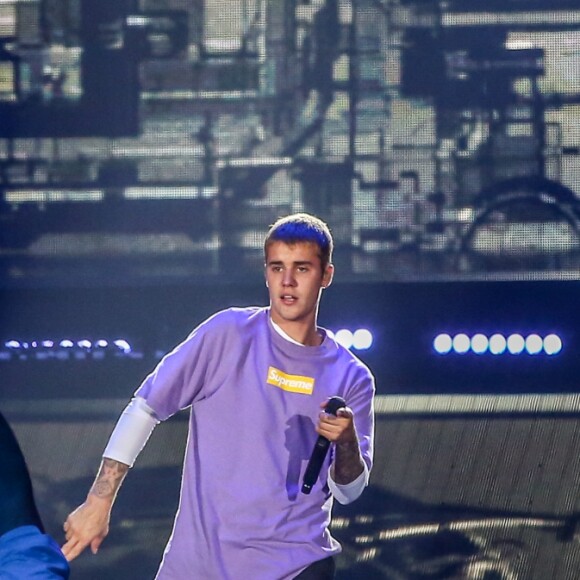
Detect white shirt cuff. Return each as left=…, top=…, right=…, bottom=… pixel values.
left=328, top=462, right=369, bottom=505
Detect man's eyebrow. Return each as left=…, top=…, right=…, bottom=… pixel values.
left=266, top=260, right=314, bottom=266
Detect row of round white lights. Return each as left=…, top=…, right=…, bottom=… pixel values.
left=4, top=339, right=132, bottom=353
left=5, top=332, right=373, bottom=353
left=327, top=329, right=373, bottom=351
left=433, top=333, right=562, bottom=356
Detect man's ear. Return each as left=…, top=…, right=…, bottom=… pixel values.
left=322, top=264, right=334, bottom=289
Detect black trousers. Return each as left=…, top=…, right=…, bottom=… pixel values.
left=293, top=557, right=335, bottom=580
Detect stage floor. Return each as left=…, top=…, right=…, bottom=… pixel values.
left=4, top=394, right=580, bottom=579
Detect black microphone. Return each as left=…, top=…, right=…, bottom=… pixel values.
left=301, top=396, right=346, bottom=495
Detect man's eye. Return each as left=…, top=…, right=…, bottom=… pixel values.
left=297, top=267, right=308, bottom=273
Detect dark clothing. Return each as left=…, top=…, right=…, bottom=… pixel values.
left=0, top=412, right=70, bottom=578
left=0, top=412, right=44, bottom=537
left=294, top=556, right=335, bottom=580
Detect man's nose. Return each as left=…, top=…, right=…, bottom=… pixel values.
left=282, top=271, right=296, bottom=286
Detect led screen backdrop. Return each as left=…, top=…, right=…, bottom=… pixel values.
left=2, top=0, right=580, bottom=285
left=3, top=2, right=580, bottom=579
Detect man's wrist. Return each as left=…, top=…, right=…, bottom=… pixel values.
left=328, top=462, right=369, bottom=504
left=335, top=435, right=359, bottom=452
left=86, top=491, right=114, bottom=507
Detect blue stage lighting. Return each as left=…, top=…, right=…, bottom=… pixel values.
left=524, top=334, right=543, bottom=355
left=113, top=339, right=132, bottom=353
left=335, top=329, right=354, bottom=350
left=433, top=333, right=453, bottom=354
left=452, top=333, right=470, bottom=354
left=470, top=333, right=489, bottom=354
left=1, top=336, right=141, bottom=360
left=489, top=334, right=507, bottom=355
left=326, top=328, right=374, bottom=351
left=433, top=330, right=564, bottom=357
left=353, top=329, right=373, bottom=350
left=507, top=334, right=525, bottom=355
left=543, top=334, right=563, bottom=355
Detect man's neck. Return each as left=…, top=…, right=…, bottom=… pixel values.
left=271, top=318, right=322, bottom=346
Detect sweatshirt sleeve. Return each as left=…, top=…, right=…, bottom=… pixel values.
left=135, top=310, right=229, bottom=420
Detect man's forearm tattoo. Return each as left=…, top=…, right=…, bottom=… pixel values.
left=333, top=439, right=365, bottom=485
left=90, top=458, right=129, bottom=500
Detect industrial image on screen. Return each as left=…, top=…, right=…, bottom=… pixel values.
left=3, top=1, right=580, bottom=579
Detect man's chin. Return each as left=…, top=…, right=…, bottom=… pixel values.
left=272, top=308, right=303, bottom=323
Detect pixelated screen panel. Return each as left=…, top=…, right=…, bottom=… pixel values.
left=0, top=1, right=580, bottom=284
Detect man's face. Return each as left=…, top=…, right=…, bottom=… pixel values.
left=265, top=241, right=333, bottom=328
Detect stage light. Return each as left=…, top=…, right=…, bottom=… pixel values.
left=543, top=334, right=562, bottom=355
left=114, top=339, right=132, bottom=353
left=1, top=336, right=140, bottom=360
left=353, top=329, right=373, bottom=350
left=507, top=334, right=525, bottom=355
left=525, top=334, right=543, bottom=355
left=433, top=333, right=452, bottom=354
left=433, top=331, right=564, bottom=357
left=452, top=333, right=470, bottom=354
left=489, top=334, right=507, bottom=355
left=327, top=328, right=374, bottom=351
left=470, top=333, right=489, bottom=354
left=335, top=329, right=354, bottom=350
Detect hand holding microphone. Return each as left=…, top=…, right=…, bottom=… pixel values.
left=301, top=396, right=347, bottom=495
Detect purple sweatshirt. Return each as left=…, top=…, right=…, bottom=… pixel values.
left=136, top=307, right=375, bottom=580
